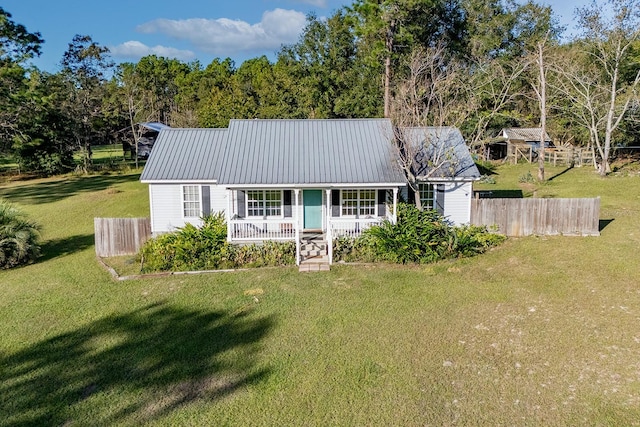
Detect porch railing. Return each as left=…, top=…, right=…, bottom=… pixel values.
left=229, top=218, right=297, bottom=241
left=329, top=217, right=382, bottom=239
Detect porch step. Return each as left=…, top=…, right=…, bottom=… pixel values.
left=300, top=239, right=327, bottom=257
left=299, top=234, right=330, bottom=271
left=299, top=255, right=330, bottom=272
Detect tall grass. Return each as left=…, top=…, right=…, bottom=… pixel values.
left=1, top=164, right=640, bottom=425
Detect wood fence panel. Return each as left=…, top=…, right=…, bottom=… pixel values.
left=94, top=217, right=151, bottom=257
left=471, top=198, right=600, bottom=237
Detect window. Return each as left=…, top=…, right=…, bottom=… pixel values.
left=246, top=190, right=282, bottom=217
left=418, top=183, right=435, bottom=210
left=183, top=185, right=201, bottom=217
left=341, top=189, right=377, bottom=217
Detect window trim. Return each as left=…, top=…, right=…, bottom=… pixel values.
left=245, top=189, right=284, bottom=219
left=182, top=184, right=202, bottom=218
left=418, top=183, right=435, bottom=210
left=340, top=189, right=377, bottom=218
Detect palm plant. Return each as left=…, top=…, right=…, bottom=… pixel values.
left=0, top=199, right=41, bottom=268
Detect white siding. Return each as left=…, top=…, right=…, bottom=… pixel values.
left=209, top=185, right=227, bottom=214
left=149, top=183, right=228, bottom=234
left=443, top=182, right=473, bottom=225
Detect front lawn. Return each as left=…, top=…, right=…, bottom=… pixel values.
left=1, top=164, right=640, bottom=425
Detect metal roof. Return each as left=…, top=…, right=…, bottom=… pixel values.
left=140, top=122, right=171, bottom=132
left=502, top=128, right=552, bottom=143
left=219, top=119, right=405, bottom=185
left=140, top=119, right=477, bottom=184
left=401, top=127, right=480, bottom=180
left=140, top=128, right=228, bottom=182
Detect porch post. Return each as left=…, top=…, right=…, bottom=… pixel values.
left=325, top=188, right=333, bottom=265
left=392, top=187, right=398, bottom=224
left=226, top=189, right=232, bottom=242
left=294, top=189, right=301, bottom=266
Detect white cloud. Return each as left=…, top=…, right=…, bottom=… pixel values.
left=136, top=8, right=307, bottom=55
left=109, top=41, right=196, bottom=61
left=293, top=0, right=327, bottom=6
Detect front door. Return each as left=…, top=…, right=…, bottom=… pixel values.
left=303, top=190, right=323, bottom=230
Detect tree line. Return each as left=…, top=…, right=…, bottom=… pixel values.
left=1, top=0, right=639, bottom=177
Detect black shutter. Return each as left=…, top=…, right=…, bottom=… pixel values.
left=283, top=190, right=292, bottom=218
left=331, top=190, right=340, bottom=217
left=201, top=185, right=211, bottom=216
left=435, top=184, right=445, bottom=216
left=377, top=189, right=386, bottom=217
left=236, top=190, right=246, bottom=219
left=408, top=186, right=416, bottom=206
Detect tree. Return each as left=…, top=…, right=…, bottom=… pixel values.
left=0, top=7, right=43, bottom=150
left=389, top=45, right=470, bottom=207
left=557, top=0, right=640, bottom=175
left=0, top=199, right=41, bottom=269
left=349, top=0, right=466, bottom=117
left=60, top=35, right=113, bottom=172
left=532, top=40, right=548, bottom=181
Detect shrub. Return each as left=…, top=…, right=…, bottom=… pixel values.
left=139, top=213, right=296, bottom=272
left=0, top=200, right=41, bottom=269
left=334, top=203, right=505, bottom=264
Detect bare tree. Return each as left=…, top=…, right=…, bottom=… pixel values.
left=389, top=46, right=471, bottom=207
left=556, top=0, right=640, bottom=175
left=464, top=55, right=528, bottom=150
left=530, top=39, right=549, bottom=181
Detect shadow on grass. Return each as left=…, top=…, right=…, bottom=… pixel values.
left=0, top=302, right=274, bottom=426
left=548, top=166, right=574, bottom=181
left=39, top=234, right=95, bottom=262
left=599, top=219, right=614, bottom=232
left=480, top=189, right=524, bottom=198
left=475, top=162, right=497, bottom=176
left=0, top=174, right=138, bottom=205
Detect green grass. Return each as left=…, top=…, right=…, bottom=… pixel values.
left=2, top=164, right=640, bottom=426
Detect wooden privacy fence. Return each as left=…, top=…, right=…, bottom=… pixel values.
left=94, top=217, right=151, bottom=257
left=471, top=198, right=600, bottom=236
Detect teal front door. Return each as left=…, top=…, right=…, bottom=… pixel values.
left=303, top=190, right=323, bottom=230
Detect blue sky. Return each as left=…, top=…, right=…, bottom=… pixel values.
left=4, top=0, right=587, bottom=73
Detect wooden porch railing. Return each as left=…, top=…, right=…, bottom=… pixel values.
left=228, top=218, right=297, bottom=241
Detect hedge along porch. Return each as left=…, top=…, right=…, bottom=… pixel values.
left=140, top=119, right=480, bottom=265
left=226, top=186, right=401, bottom=264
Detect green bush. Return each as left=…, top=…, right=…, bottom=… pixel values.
left=333, top=203, right=505, bottom=264
left=139, top=213, right=296, bottom=272
left=0, top=199, right=41, bottom=269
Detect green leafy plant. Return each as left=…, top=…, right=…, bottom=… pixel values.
left=519, top=171, right=535, bottom=183
left=0, top=199, right=42, bottom=269
left=333, top=203, right=505, bottom=264
left=139, top=213, right=296, bottom=272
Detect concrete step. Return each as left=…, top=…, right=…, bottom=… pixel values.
left=300, top=255, right=329, bottom=264
left=300, top=249, right=327, bottom=257
left=299, top=255, right=330, bottom=272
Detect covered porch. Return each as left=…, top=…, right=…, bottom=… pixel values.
left=225, top=186, right=400, bottom=265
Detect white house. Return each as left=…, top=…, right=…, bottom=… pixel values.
left=140, top=119, right=480, bottom=264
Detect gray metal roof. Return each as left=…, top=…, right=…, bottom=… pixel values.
left=219, top=119, right=405, bottom=185
left=502, top=128, right=552, bottom=143
left=140, top=128, right=228, bottom=181
left=140, top=122, right=170, bottom=132
left=401, top=127, right=480, bottom=180
left=140, top=119, right=478, bottom=184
